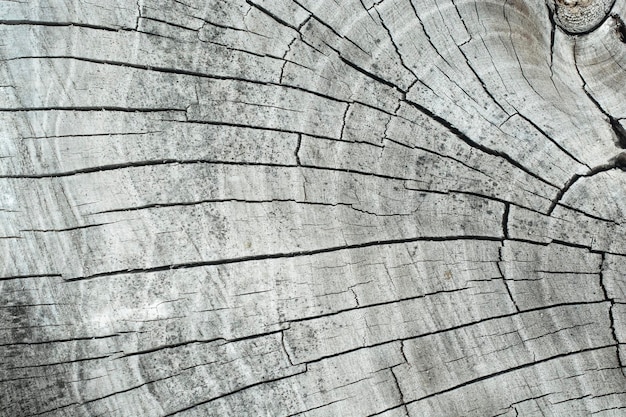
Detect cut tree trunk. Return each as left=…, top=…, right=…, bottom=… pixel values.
left=2, top=0, right=626, bottom=416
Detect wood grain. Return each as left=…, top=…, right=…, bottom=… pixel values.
left=2, top=0, right=625, bottom=416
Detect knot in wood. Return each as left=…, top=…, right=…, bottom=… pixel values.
left=549, top=0, right=615, bottom=33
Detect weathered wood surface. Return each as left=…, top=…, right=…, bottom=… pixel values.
left=1, top=0, right=626, bottom=416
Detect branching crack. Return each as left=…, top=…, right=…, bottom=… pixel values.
left=389, top=367, right=409, bottom=416
left=372, top=5, right=419, bottom=82
left=573, top=42, right=626, bottom=150
left=547, top=163, right=615, bottom=215
left=404, top=98, right=558, bottom=189
left=599, top=253, right=626, bottom=374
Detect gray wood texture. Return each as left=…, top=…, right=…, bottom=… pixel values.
left=1, top=0, right=626, bottom=416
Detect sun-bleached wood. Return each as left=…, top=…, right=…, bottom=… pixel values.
left=2, top=0, right=626, bottom=416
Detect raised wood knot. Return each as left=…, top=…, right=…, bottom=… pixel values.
left=549, top=0, right=615, bottom=34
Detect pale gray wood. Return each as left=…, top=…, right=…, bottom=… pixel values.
left=2, top=0, right=626, bottom=416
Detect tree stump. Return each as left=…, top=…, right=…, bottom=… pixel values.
left=1, top=0, right=626, bottom=416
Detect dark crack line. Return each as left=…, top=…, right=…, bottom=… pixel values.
left=117, top=329, right=289, bottom=359
left=285, top=398, right=349, bottom=417
left=11, top=7, right=549, bottom=192
left=293, top=0, right=369, bottom=57
left=498, top=202, right=520, bottom=311
left=7, top=353, right=117, bottom=370
left=29, top=373, right=185, bottom=416
left=245, top=0, right=298, bottom=31
left=407, top=2, right=453, bottom=71
left=372, top=5, right=419, bottom=83
left=294, top=300, right=608, bottom=366
left=0, top=20, right=122, bottom=31
left=0, top=106, right=183, bottom=113
left=502, top=1, right=548, bottom=104
left=599, top=253, right=626, bottom=374
left=286, top=287, right=470, bottom=324
left=295, top=134, right=302, bottom=166
left=389, top=367, right=410, bottom=416
left=337, top=54, right=399, bottom=91
left=502, top=203, right=511, bottom=239
left=64, top=235, right=503, bottom=282
left=93, top=198, right=410, bottom=219
left=411, top=344, right=616, bottom=403
left=498, top=251, right=520, bottom=313
left=0, top=333, right=121, bottom=347
left=139, top=16, right=198, bottom=32
left=514, top=112, right=588, bottom=168
left=21, top=131, right=163, bottom=140
left=573, top=40, right=626, bottom=150
left=0, top=274, right=62, bottom=281
left=1, top=159, right=299, bottom=179
left=451, top=191, right=549, bottom=217
left=3, top=55, right=356, bottom=110
left=162, top=367, right=308, bottom=417
left=454, top=38, right=510, bottom=117
left=171, top=118, right=338, bottom=141
left=384, top=137, right=504, bottom=182
left=448, top=1, right=513, bottom=118
left=557, top=202, right=620, bottom=225
left=19, top=223, right=114, bottom=233
left=367, top=405, right=409, bottom=417
left=116, top=338, right=223, bottom=358
left=89, top=195, right=446, bottom=216
left=3, top=157, right=457, bottom=197
left=404, top=98, right=558, bottom=188
left=2, top=158, right=465, bottom=203
left=544, top=1, right=558, bottom=87
left=547, top=163, right=615, bottom=215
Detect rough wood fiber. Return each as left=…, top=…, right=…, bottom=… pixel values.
left=1, top=0, right=625, bottom=416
